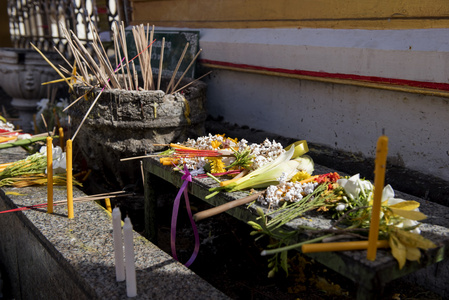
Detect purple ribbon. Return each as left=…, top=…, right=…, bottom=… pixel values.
left=170, top=165, right=200, bottom=268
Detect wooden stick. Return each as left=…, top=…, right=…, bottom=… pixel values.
left=147, top=25, right=155, bottom=90
left=71, top=89, right=104, bottom=141
left=30, top=43, right=74, bottom=91
left=172, top=71, right=212, bottom=94
left=171, top=49, right=203, bottom=93
left=53, top=45, right=73, bottom=70
left=118, top=21, right=133, bottom=90
left=113, top=23, right=128, bottom=90
left=0, top=191, right=132, bottom=214
left=120, top=154, right=169, bottom=161
left=166, top=42, right=189, bottom=94
left=90, top=21, right=120, bottom=89
left=0, top=130, right=22, bottom=136
left=193, top=191, right=263, bottom=222
left=157, top=37, right=165, bottom=90
left=61, top=25, right=90, bottom=84
left=63, top=88, right=94, bottom=112
left=70, top=30, right=110, bottom=88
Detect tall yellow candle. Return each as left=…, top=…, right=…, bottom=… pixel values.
left=302, top=240, right=389, bottom=254
left=66, top=139, right=74, bottom=219
left=59, top=127, right=65, bottom=151
left=46, top=136, right=54, bottom=214
left=366, top=135, right=389, bottom=261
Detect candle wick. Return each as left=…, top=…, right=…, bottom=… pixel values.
left=382, top=128, right=385, bottom=135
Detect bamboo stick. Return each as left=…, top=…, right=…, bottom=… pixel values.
left=63, top=88, right=94, bottom=112
left=147, top=25, right=155, bottom=90
left=118, top=21, right=133, bottom=90
left=193, top=191, right=263, bottom=222
left=172, top=71, right=212, bottom=94
left=113, top=23, right=128, bottom=90
left=157, top=37, right=165, bottom=90
left=166, top=42, right=189, bottom=94
left=171, top=49, right=203, bottom=93
left=30, top=43, right=74, bottom=92
left=71, top=90, right=104, bottom=141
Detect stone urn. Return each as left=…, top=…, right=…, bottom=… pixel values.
left=69, top=80, right=208, bottom=190
left=0, top=48, right=64, bottom=133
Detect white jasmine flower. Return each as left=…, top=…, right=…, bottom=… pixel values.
left=335, top=203, right=347, bottom=211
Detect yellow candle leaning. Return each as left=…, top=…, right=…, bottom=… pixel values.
left=66, top=139, right=74, bottom=219
left=105, top=198, right=112, bottom=213
left=46, top=136, right=53, bottom=214
left=59, top=127, right=65, bottom=152
left=302, top=240, right=390, bottom=254
left=367, top=135, right=389, bottom=261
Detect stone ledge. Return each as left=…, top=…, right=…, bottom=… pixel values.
left=0, top=147, right=228, bottom=300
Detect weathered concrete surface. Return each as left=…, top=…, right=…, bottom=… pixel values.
left=69, top=81, right=207, bottom=190
left=0, top=146, right=228, bottom=300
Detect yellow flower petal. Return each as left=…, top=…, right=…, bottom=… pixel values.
left=392, top=228, right=437, bottom=249
left=405, top=247, right=421, bottom=262
left=389, top=200, right=420, bottom=211
left=390, top=234, right=407, bottom=269
left=389, top=208, right=427, bottom=221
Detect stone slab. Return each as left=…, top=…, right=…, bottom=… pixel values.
left=0, top=147, right=228, bottom=300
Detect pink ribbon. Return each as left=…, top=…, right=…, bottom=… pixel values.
left=170, top=165, right=200, bottom=267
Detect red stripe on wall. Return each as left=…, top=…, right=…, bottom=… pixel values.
left=200, top=59, right=449, bottom=91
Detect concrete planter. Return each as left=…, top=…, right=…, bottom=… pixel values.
left=0, top=48, right=63, bottom=132
left=69, top=81, right=208, bottom=189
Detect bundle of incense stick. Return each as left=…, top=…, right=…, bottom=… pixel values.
left=50, top=21, right=205, bottom=94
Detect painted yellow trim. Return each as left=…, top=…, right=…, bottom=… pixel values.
left=131, top=0, right=449, bottom=29
left=201, top=62, right=449, bottom=98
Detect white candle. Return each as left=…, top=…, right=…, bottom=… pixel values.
left=124, top=216, right=137, bottom=297
left=112, top=207, right=125, bottom=282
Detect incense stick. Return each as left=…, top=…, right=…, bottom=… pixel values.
left=166, top=43, right=189, bottom=94
left=157, top=37, right=165, bottom=90
left=63, top=88, right=94, bottom=112
left=30, top=43, right=74, bottom=91
left=120, top=154, right=169, bottom=161
left=0, top=191, right=132, bottom=214
left=171, top=71, right=212, bottom=94
left=171, top=49, right=203, bottom=93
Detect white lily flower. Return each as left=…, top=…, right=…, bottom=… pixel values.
left=337, top=174, right=373, bottom=200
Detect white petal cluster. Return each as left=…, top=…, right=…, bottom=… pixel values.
left=257, top=180, right=318, bottom=208
left=175, top=135, right=286, bottom=171
left=0, top=119, right=14, bottom=131
left=184, top=133, right=236, bottom=150
left=39, top=145, right=67, bottom=174
left=249, top=139, right=285, bottom=170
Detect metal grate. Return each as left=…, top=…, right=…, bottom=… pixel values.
left=7, top=0, right=124, bottom=57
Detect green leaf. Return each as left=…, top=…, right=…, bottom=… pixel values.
left=280, top=250, right=289, bottom=275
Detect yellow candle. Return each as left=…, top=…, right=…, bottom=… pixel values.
left=302, top=240, right=389, bottom=253
left=366, top=135, right=389, bottom=261
left=66, top=139, right=74, bottom=219
left=59, top=127, right=65, bottom=151
left=105, top=198, right=112, bottom=213
left=46, top=136, right=53, bottom=214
